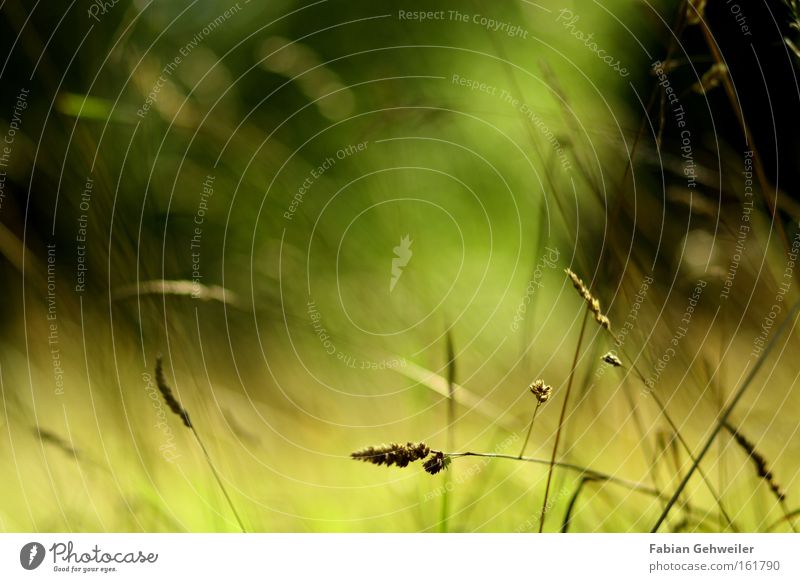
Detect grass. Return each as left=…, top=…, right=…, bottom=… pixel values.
left=651, top=300, right=800, bottom=532
left=154, top=356, right=246, bottom=532
left=347, top=290, right=800, bottom=533
left=539, top=305, right=590, bottom=531
left=1, top=0, right=799, bottom=533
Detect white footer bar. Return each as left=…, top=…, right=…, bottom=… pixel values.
left=1, top=534, right=797, bottom=581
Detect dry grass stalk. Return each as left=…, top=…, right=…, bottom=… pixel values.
left=652, top=299, right=800, bottom=532
left=154, top=356, right=246, bottom=532
left=155, top=357, right=192, bottom=428
left=539, top=308, right=590, bottom=532
left=686, top=0, right=706, bottom=25
left=723, top=422, right=786, bottom=502
left=519, top=379, right=553, bottom=458
left=350, top=441, right=737, bottom=526
left=565, top=268, right=611, bottom=329
left=114, top=280, right=242, bottom=308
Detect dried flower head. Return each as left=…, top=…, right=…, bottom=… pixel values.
left=351, top=442, right=431, bottom=468
left=565, top=268, right=611, bottom=329
left=155, top=356, right=192, bottom=428
left=529, top=379, right=553, bottom=404
left=423, top=451, right=451, bottom=475
left=601, top=352, right=622, bottom=367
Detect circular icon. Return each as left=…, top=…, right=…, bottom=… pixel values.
left=19, top=542, right=46, bottom=570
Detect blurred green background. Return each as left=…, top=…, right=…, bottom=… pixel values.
left=1, top=0, right=799, bottom=532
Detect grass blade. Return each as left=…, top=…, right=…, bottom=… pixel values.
left=651, top=299, right=800, bottom=532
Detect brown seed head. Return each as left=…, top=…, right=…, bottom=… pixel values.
left=565, top=268, right=611, bottom=329
left=423, top=451, right=451, bottom=475
left=529, top=379, right=553, bottom=404
left=155, top=356, right=193, bottom=429
left=351, top=442, right=431, bottom=468
left=723, top=423, right=786, bottom=502
left=601, top=352, right=623, bottom=367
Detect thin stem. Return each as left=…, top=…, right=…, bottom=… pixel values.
left=446, top=451, right=657, bottom=497
left=619, top=381, right=666, bottom=506
left=518, top=402, right=541, bottom=458
left=440, top=329, right=457, bottom=533
left=610, top=335, right=738, bottom=531
left=698, top=17, right=790, bottom=256
left=766, top=508, right=800, bottom=532
left=539, top=309, right=590, bottom=532
left=441, top=450, right=727, bottom=530
left=651, top=300, right=800, bottom=532
left=445, top=329, right=456, bottom=452
left=721, top=420, right=798, bottom=533
left=438, top=475, right=450, bottom=533
left=780, top=500, right=799, bottom=534
left=561, top=476, right=597, bottom=533
left=649, top=390, right=738, bottom=531
left=191, top=428, right=246, bottom=533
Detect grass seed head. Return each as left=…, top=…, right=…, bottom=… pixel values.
left=155, top=356, right=193, bottom=429
left=724, top=423, right=786, bottom=502
left=565, top=268, right=611, bottom=329
left=529, top=379, right=553, bottom=404
left=351, top=442, right=431, bottom=468
left=423, top=451, right=451, bottom=475
left=601, top=352, right=623, bottom=367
